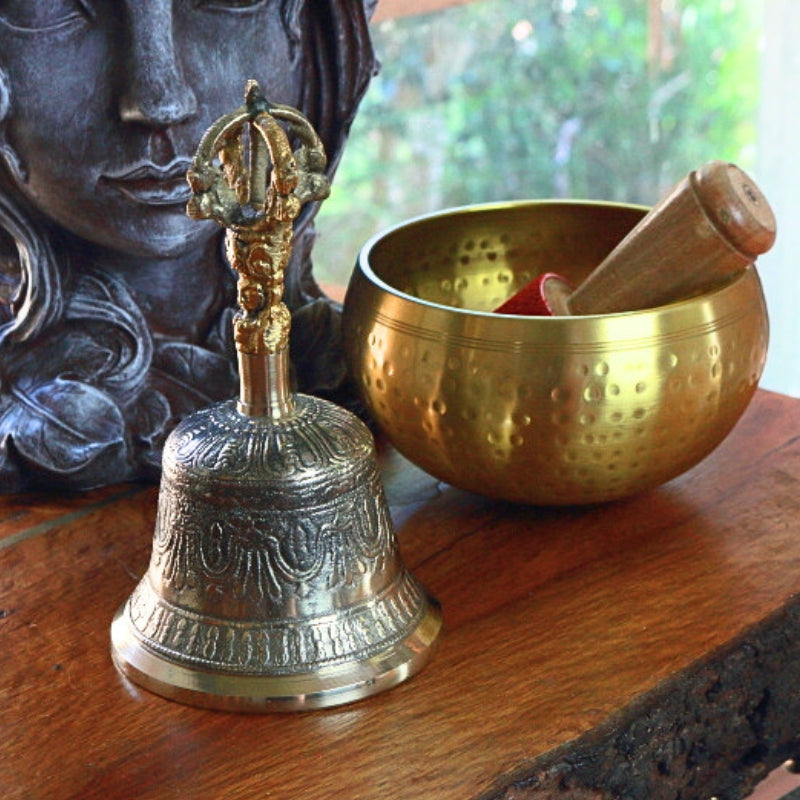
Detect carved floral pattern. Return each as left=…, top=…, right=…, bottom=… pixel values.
left=126, top=568, right=425, bottom=674
left=118, top=393, right=424, bottom=676
left=150, top=466, right=394, bottom=608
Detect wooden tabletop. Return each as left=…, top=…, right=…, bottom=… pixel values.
left=3, top=388, right=800, bottom=800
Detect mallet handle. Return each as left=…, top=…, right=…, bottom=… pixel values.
left=566, top=161, right=776, bottom=315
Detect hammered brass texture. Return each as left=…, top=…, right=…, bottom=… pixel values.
left=343, top=201, right=769, bottom=505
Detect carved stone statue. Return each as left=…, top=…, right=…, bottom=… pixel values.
left=0, top=0, right=378, bottom=492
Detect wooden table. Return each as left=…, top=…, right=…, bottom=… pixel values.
left=3, top=388, right=800, bottom=800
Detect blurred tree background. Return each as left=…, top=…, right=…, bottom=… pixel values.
left=313, top=0, right=763, bottom=286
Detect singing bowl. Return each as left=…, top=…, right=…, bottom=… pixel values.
left=342, top=201, right=769, bottom=506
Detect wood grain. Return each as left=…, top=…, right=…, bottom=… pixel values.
left=3, top=390, right=800, bottom=800
left=568, top=162, right=775, bottom=315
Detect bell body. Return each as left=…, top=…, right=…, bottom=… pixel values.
left=111, top=394, right=441, bottom=711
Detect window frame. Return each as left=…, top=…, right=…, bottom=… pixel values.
left=373, top=0, right=477, bottom=23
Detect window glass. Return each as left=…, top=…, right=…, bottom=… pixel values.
left=315, top=0, right=761, bottom=287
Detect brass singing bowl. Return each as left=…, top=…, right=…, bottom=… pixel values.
left=342, top=201, right=769, bottom=505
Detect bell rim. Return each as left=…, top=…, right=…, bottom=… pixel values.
left=110, top=597, right=442, bottom=712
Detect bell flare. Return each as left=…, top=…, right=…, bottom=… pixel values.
left=110, top=394, right=441, bottom=712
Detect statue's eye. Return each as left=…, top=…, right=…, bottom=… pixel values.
left=0, top=0, right=94, bottom=32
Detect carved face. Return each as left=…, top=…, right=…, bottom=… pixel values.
left=0, top=0, right=304, bottom=259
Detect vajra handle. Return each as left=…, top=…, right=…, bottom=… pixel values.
left=186, top=81, right=330, bottom=417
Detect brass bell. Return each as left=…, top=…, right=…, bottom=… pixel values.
left=110, top=82, right=441, bottom=711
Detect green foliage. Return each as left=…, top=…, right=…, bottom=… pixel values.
left=314, top=0, right=762, bottom=285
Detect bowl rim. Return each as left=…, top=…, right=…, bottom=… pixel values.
left=352, top=198, right=754, bottom=321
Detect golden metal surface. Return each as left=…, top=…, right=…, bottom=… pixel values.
left=111, top=594, right=442, bottom=712
left=343, top=200, right=769, bottom=505
left=111, top=83, right=441, bottom=711
left=186, top=80, right=329, bottom=360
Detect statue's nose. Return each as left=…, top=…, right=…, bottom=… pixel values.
left=118, top=2, right=197, bottom=127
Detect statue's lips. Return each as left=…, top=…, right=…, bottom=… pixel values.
left=99, top=161, right=192, bottom=206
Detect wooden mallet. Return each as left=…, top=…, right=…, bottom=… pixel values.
left=494, top=161, right=776, bottom=316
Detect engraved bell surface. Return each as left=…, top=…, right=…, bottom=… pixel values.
left=110, top=83, right=441, bottom=711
